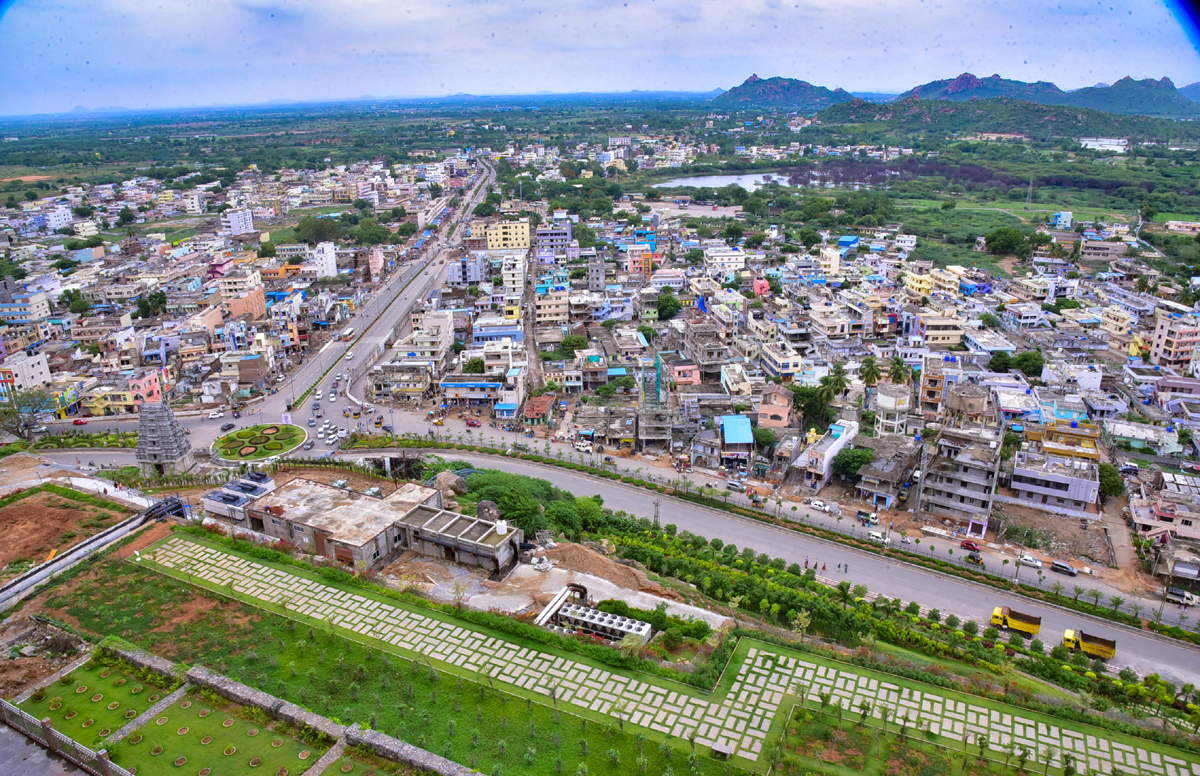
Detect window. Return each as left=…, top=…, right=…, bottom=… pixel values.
left=271, top=518, right=282, bottom=526
left=293, top=525, right=305, bottom=533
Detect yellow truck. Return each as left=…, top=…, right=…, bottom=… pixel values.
left=1062, top=629, right=1116, bottom=660
left=990, top=606, right=1041, bottom=637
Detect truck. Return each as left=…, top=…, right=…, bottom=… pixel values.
left=1165, top=587, right=1199, bottom=606
left=857, top=510, right=879, bottom=526
left=990, top=606, right=1042, bottom=637
left=1061, top=629, right=1116, bottom=660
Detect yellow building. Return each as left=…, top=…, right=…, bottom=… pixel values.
left=1024, top=419, right=1102, bottom=462
left=485, top=219, right=531, bottom=251
left=903, top=272, right=933, bottom=296
left=818, top=246, right=841, bottom=276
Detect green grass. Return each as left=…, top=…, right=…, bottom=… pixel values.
left=870, top=642, right=1076, bottom=702
left=20, top=662, right=168, bottom=750
left=1151, top=211, right=1200, bottom=223
left=214, top=424, right=305, bottom=461
left=111, top=695, right=317, bottom=776
left=323, top=751, right=408, bottom=774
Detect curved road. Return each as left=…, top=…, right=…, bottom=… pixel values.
left=41, top=447, right=1200, bottom=686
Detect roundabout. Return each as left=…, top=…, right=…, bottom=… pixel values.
left=212, top=424, right=305, bottom=461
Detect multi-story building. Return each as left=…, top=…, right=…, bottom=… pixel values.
left=587, top=256, right=607, bottom=291
left=915, top=312, right=963, bottom=347
left=447, top=252, right=489, bottom=286
left=0, top=352, right=51, bottom=398
left=704, top=247, right=746, bottom=272
left=534, top=288, right=570, bottom=326
left=918, top=425, right=1003, bottom=529
left=535, top=222, right=572, bottom=254
left=1004, top=452, right=1099, bottom=517
left=485, top=219, right=531, bottom=251
left=759, top=343, right=804, bottom=382
left=1151, top=311, right=1200, bottom=371
left=219, top=207, right=255, bottom=236
left=0, top=289, right=50, bottom=325
left=397, top=310, right=455, bottom=377
left=309, top=241, right=338, bottom=279
left=625, top=244, right=653, bottom=276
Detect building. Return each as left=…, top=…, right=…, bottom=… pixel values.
left=1002, top=452, right=1099, bottom=518
left=918, top=425, right=1002, bottom=531
left=803, top=420, right=860, bottom=492
left=1151, top=312, right=1200, bottom=371
left=857, top=435, right=920, bottom=510
left=309, top=241, right=338, bottom=279
left=757, top=384, right=793, bottom=428
left=0, top=352, right=51, bottom=398
left=447, top=252, right=489, bottom=286
left=485, top=219, right=531, bottom=251
left=220, top=207, right=255, bottom=237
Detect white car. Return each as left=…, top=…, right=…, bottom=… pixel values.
left=1018, top=554, right=1043, bottom=570
left=208, top=411, right=224, bottom=419
left=810, top=500, right=827, bottom=512
left=344, top=352, right=355, bottom=361
left=328, top=392, right=337, bottom=402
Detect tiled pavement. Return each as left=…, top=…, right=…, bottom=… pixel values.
left=147, top=536, right=1200, bottom=773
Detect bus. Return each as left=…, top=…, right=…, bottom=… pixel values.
left=341, top=328, right=355, bottom=342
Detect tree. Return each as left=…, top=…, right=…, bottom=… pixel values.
left=116, top=206, right=136, bottom=226
left=0, top=388, right=52, bottom=441
left=752, top=427, right=776, bottom=450
left=824, top=363, right=849, bottom=397
left=656, top=287, right=682, bottom=321
left=58, top=288, right=91, bottom=314
left=1012, top=350, right=1045, bottom=377
left=981, top=312, right=1002, bottom=329
left=832, top=448, right=874, bottom=478
left=721, top=222, right=743, bottom=245
left=637, top=325, right=657, bottom=342
left=985, top=227, right=1028, bottom=256
left=988, top=350, right=1012, bottom=372
left=295, top=215, right=345, bottom=244
left=257, top=241, right=277, bottom=258
left=860, top=356, right=881, bottom=389
left=560, top=335, right=587, bottom=357
left=887, top=355, right=908, bottom=384
left=396, top=222, right=419, bottom=238
left=462, top=358, right=485, bottom=374
left=1098, top=462, right=1125, bottom=497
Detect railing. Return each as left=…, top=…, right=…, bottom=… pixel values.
left=0, top=698, right=134, bottom=776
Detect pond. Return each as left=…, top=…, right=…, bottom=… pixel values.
left=651, top=172, right=797, bottom=191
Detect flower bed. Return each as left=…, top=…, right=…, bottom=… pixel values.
left=213, top=425, right=305, bottom=461
left=19, top=660, right=156, bottom=749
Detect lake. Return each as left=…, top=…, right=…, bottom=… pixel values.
left=652, top=173, right=800, bottom=191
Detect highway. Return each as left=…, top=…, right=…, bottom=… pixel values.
left=35, top=446, right=1200, bottom=687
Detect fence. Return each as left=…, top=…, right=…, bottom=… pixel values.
left=0, top=699, right=134, bottom=776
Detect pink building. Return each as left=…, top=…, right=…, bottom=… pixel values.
left=757, top=384, right=793, bottom=428
left=668, top=356, right=701, bottom=385
left=128, top=368, right=165, bottom=407
left=753, top=276, right=771, bottom=297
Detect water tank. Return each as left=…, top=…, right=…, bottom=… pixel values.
left=1025, top=389, right=1031, bottom=395
left=496, top=520, right=509, bottom=536
left=1071, top=421, right=1078, bottom=428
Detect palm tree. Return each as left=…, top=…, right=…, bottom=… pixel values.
left=1072, top=585, right=1086, bottom=604
left=836, top=581, right=853, bottom=610
left=827, top=363, right=850, bottom=398
left=1108, top=595, right=1125, bottom=613
left=887, top=355, right=908, bottom=384
left=816, top=377, right=836, bottom=406
left=861, top=355, right=882, bottom=389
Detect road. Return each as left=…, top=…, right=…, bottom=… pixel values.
left=36, top=447, right=1200, bottom=686
left=41, top=160, right=494, bottom=453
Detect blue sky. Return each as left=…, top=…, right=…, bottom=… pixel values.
left=1, top=0, right=1198, bottom=115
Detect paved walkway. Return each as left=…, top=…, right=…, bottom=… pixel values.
left=145, top=535, right=1200, bottom=774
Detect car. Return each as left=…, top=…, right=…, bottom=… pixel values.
left=303, top=440, right=315, bottom=450
left=1050, top=560, right=1079, bottom=576
left=30, top=425, right=48, bottom=433
left=1018, top=554, right=1043, bottom=570
left=275, top=374, right=286, bottom=383
left=810, top=500, right=827, bottom=512
left=898, top=488, right=909, bottom=503
left=308, top=417, right=317, bottom=427
left=328, top=392, right=337, bottom=402
left=344, top=352, right=354, bottom=361
left=960, top=540, right=982, bottom=553
left=1118, top=463, right=1139, bottom=476
left=220, top=423, right=236, bottom=432
left=312, top=401, right=320, bottom=411
left=868, top=531, right=891, bottom=545
left=726, top=480, right=746, bottom=492
left=207, top=411, right=224, bottom=419
left=466, top=418, right=481, bottom=427
left=72, top=418, right=88, bottom=426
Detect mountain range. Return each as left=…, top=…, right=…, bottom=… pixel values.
left=716, top=73, right=1200, bottom=119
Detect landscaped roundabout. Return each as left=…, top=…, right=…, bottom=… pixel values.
left=213, top=424, right=305, bottom=461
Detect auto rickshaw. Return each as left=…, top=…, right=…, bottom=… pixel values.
left=343, top=409, right=350, bottom=418
left=432, top=418, right=445, bottom=426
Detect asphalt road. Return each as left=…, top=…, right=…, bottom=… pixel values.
left=40, top=446, right=1200, bottom=686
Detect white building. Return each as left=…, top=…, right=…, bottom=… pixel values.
left=46, top=206, right=72, bottom=231
left=0, top=352, right=52, bottom=397
left=310, top=241, right=338, bottom=279
left=220, top=207, right=255, bottom=237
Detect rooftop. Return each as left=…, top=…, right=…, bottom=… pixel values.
left=250, top=478, right=439, bottom=548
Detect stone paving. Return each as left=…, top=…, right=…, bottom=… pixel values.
left=147, top=536, right=1200, bottom=773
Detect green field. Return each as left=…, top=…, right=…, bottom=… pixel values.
left=214, top=424, right=305, bottom=461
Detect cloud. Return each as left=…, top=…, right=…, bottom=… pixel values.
left=0, top=0, right=1197, bottom=114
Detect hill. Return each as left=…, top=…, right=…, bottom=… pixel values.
left=1059, top=77, right=1200, bottom=118
left=897, top=73, right=1066, bottom=103
left=814, top=95, right=1200, bottom=141
left=1182, top=82, right=1200, bottom=102
left=712, top=74, right=856, bottom=110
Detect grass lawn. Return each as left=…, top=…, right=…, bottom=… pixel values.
left=19, top=660, right=173, bottom=750
left=870, top=642, right=1076, bottom=703
left=1151, top=211, right=1200, bottom=223
left=321, top=752, right=409, bottom=774
left=214, top=424, right=305, bottom=461
left=110, top=693, right=318, bottom=776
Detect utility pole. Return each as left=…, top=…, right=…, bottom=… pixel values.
left=1024, top=175, right=1033, bottom=211
left=653, top=499, right=661, bottom=529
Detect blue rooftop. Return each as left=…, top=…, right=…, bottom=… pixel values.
left=720, top=415, right=753, bottom=445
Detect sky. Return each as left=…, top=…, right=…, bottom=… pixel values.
left=1, top=0, right=1199, bottom=115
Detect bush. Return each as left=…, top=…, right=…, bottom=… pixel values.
left=944, top=614, right=960, bottom=629
left=661, top=628, right=682, bottom=650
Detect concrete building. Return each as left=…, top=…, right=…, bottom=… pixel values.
left=220, top=207, right=255, bottom=237
left=918, top=425, right=1003, bottom=530
left=485, top=219, right=531, bottom=251
left=857, top=435, right=920, bottom=510
left=0, top=352, right=51, bottom=398
left=1003, top=452, right=1099, bottom=517
left=309, top=241, right=338, bottom=279
left=803, top=419, right=860, bottom=493
left=1151, top=312, right=1200, bottom=371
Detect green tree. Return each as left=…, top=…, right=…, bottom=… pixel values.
left=462, top=358, right=485, bottom=375
left=58, top=288, right=91, bottom=314
left=752, top=427, right=777, bottom=450
left=296, top=215, right=345, bottom=244
left=0, top=388, right=52, bottom=441
left=988, top=350, right=1012, bottom=372
left=887, top=355, right=908, bottom=384
left=257, top=241, right=277, bottom=258
left=1098, top=462, right=1125, bottom=498
left=985, top=227, right=1028, bottom=256
left=637, top=325, right=657, bottom=342
left=397, top=222, right=419, bottom=238
left=656, top=287, right=682, bottom=321
left=352, top=198, right=373, bottom=212
left=980, top=312, right=1002, bottom=329
left=721, top=222, right=744, bottom=245
left=560, top=335, right=587, bottom=357
left=860, top=356, right=881, bottom=389
left=116, top=206, right=136, bottom=225
left=832, top=448, right=874, bottom=478
left=1011, top=350, right=1045, bottom=377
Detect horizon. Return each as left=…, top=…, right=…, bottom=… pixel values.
left=1, top=0, right=1199, bottom=117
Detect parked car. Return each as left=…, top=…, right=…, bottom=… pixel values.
left=810, top=500, right=827, bottom=512
left=867, top=531, right=892, bottom=546
left=1118, top=463, right=1139, bottom=476
left=31, top=425, right=48, bottom=433
left=1018, top=554, right=1043, bottom=569
left=207, top=411, right=224, bottom=419
left=72, top=418, right=88, bottom=426
left=1050, top=560, right=1079, bottom=576
left=960, top=540, right=982, bottom=553
left=220, top=423, right=236, bottom=432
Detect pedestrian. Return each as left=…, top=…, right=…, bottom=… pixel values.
left=845, top=563, right=849, bottom=574
left=804, top=560, right=808, bottom=570
left=822, top=563, right=826, bottom=571
left=837, top=563, right=841, bottom=571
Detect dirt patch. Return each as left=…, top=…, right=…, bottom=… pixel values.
left=542, top=543, right=682, bottom=602
left=0, top=618, right=86, bottom=697
left=993, top=501, right=1113, bottom=566
left=274, top=466, right=399, bottom=496
left=0, top=175, right=53, bottom=182
left=0, top=490, right=132, bottom=573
